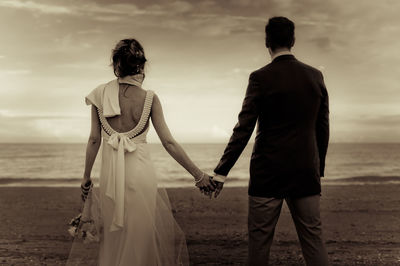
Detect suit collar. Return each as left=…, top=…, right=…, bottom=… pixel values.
left=271, top=50, right=292, bottom=60
left=272, top=54, right=296, bottom=63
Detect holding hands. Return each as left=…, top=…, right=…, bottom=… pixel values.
left=195, top=172, right=215, bottom=198
left=194, top=172, right=224, bottom=199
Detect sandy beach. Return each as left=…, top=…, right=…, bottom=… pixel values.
left=0, top=185, right=399, bottom=265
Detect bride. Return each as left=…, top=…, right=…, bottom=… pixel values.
left=69, top=38, right=216, bottom=265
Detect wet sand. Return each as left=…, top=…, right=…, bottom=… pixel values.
left=0, top=185, right=399, bottom=265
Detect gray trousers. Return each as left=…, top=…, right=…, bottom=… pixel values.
left=248, top=195, right=329, bottom=266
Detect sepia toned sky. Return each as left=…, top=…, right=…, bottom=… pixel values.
left=0, top=0, right=399, bottom=143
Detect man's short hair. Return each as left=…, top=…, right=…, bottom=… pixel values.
left=265, top=17, right=295, bottom=51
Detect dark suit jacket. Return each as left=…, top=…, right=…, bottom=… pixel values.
left=214, top=55, right=329, bottom=198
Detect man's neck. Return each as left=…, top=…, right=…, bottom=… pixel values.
left=270, top=48, right=292, bottom=61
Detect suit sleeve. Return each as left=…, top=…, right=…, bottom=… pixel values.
left=316, top=72, right=329, bottom=177
left=214, top=72, right=261, bottom=177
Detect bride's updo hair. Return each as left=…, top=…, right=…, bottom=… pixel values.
left=111, top=39, right=147, bottom=78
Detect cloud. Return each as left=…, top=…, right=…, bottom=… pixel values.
left=2, top=0, right=400, bottom=143
left=309, top=37, right=331, bottom=50
left=169, top=1, right=193, bottom=13
left=0, top=69, right=31, bottom=76
left=0, top=113, right=89, bottom=142
left=0, top=110, right=13, bottom=117
left=0, top=0, right=151, bottom=18
left=211, top=125, right=230, bottom=139
left=0, top=109, right=88, bottom=119
left=0, top=0, right=265, bottom=35
left=346, top=115, right=400, bottom=127
left=333, top=115, right=400, bottom=143
left=76, top=29, right=103, bottom=35
left=54, top=62, right=104, bottom=70
left=188, top=14, right=263, bottom=36
left=0, top=0, right=72, bottom=14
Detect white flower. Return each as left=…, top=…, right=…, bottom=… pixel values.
left=83, top=231, right=100, bottom=244
left=81, top=222, right=91, bottom=232
left=68, top=226, right=77, bottom=237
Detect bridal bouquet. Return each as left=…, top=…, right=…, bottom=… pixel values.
left=68, top=180, right=102, bottom=244
left=68, top=213, right=100, bottom=244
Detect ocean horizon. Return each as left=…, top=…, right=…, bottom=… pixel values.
left=0, top=142, right=399, bottom=187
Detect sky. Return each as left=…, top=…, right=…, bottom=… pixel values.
left=0, top=0, right=399, bottom=143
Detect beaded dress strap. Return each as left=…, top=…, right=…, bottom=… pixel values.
left=96, top=90, right=154, bottom=139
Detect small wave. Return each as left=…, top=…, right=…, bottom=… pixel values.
left=0, top=177, right=98, bottom=186
left=1, top=176, right=399, bottom=187
left=325, top=175, right=400, bottom=183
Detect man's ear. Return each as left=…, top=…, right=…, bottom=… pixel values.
left=265, top=37, right=270, bottom=48
left=290, top=37, right=295, bottom=48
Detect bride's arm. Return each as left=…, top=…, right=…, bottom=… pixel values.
left=151, top=94, right=214, bottom=188
left=82, top=105, right=102, bottom=183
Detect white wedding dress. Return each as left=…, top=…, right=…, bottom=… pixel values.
left=67, top=78, right=188, bottom=266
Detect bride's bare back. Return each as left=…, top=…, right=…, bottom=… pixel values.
left=106, top=84, right=147, bottom=133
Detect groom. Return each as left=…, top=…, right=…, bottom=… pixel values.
left=212, top=17, right=329, bottom=265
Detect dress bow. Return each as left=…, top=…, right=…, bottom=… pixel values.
left=106, top=133, right=137, bottom=231
left=107, top=133, right=137, bottom=152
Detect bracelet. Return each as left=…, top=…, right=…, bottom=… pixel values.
left=81, top=180, right=92, bottom=191
left=81, top=179, right=93, bottom=201
left=195, top=173, right=205, bottom=184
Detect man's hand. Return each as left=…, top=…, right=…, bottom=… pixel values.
left=196, top=174, right=216, bottom=198
left=213, top=180, right=224, bottom=198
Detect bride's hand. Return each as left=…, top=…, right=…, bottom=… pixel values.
left=195, top=173, right=216, bottom=198
left=81, top=177, right=93, bottom=202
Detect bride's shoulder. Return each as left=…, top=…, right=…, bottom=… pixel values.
left=96, top=79, right=117, bottom=89
left=91, top=79, right=117, bottom=95
left=85, top=79, right=117, bottom=107
left=146, top=90, right=161, bottom=110
left=145, top=89, right=158, bottom=100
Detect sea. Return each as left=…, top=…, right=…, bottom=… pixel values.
left=0, top=143, right=399, bottom=187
